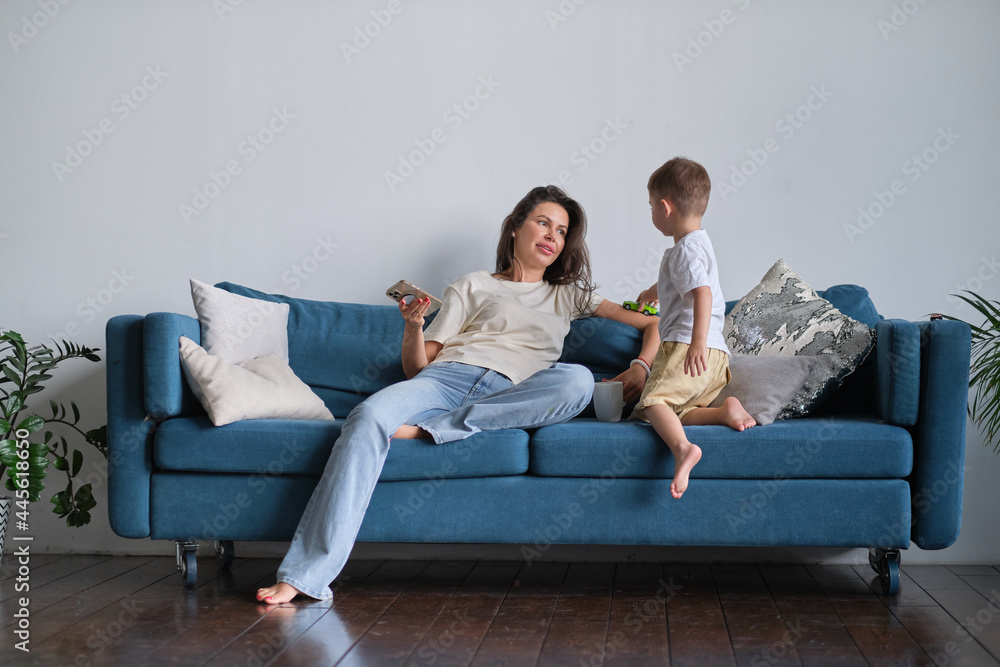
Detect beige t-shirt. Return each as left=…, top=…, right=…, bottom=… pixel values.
left=423, top=271, right=604, bottom=384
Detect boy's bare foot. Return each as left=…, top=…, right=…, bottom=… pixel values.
left=671, top=442, right=702, bottom=499
left=256, top=582, right=301, bottom=605
left=392, top=424, right=430, bottom=439
left=722, top=397, right=756, bottom=431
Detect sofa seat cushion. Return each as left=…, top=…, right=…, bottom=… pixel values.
left=154, top=417, right=529, bottom=480
left=529, top=415, right=911, bottom=479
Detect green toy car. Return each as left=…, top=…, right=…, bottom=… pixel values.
left=623, top=300, right=658, bottom=316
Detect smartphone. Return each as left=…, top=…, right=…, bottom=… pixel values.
left=385, top=280, right=442, bottom=316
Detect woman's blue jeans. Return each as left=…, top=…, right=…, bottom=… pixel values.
left=276, top=361, right=595, bottom=599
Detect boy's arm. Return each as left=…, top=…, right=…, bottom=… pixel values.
left=638, top=283, right=658, bottom=306
left=685, top=286, right=711, bottom=377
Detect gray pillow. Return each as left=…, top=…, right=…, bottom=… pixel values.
left=723, top=259, right=875, bottom=418
left=710, top=354, right=838, bottom=425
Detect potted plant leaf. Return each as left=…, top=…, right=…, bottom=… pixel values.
left=0, top=331, right=107, bottom=556
left=946, top=292, right=1000, bottom=453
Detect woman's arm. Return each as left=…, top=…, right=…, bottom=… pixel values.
left=399, top=297, right=443, bottom=379
left=592, top=299, right=661, bottom=402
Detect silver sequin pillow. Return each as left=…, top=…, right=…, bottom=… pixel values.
left=723, top=260, right=875, bottom=419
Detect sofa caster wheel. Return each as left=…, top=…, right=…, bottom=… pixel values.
left=176, top=540, right=199, bottom=587
left=216, top=540, right=235, bottom=570
left=868, top=547, right=900, bottom=595
left=880, top=552, right=900, bottom=595
left=868, top=547, right=880, bottom=574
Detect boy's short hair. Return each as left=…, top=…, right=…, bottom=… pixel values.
left=648, top=157, right=711, bottom=217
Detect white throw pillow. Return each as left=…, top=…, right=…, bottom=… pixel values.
left=178, top=336, right=335, bottom=426
left=190, top=278, right=290, bottom=365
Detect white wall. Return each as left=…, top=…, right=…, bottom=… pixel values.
left=2, top=0, right=998, bottom=565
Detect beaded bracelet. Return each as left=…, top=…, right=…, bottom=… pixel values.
left=630, top=357, right=651, bottom=377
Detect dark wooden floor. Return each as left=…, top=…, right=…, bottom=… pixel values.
left=1, top=554, right=999, bottom=666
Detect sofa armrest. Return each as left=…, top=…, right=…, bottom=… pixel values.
left=143, top=312, right=200, bottom=419
left=909, top=318, right=972, bottom=550
left=106, top=315, right=157, bottom=538
left=874, top=319, right=921, bottom=426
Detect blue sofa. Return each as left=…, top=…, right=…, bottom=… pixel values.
left=105, top=282, right=971, bottom=593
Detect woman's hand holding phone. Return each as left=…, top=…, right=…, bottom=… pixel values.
left=399, top=295, right=432, bottom=329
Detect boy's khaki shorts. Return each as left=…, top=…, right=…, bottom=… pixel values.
left=633, top=341, right=731, bottom=421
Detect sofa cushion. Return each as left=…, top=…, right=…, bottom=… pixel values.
left=153, top=417, right=529, bottom=480
left=818, top=285, right=882, bottom=328
left=559, top=315, right=642, bottom=378
left=873, top=319, right=921, bottom=426
left=529, top=415, right=912, bottom=479
left=144, top=312, right=202, bottom=419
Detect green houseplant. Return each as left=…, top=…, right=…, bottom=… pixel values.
left=946, top=292, right=1000, bottom=454
left=0, top=331, right=107, bottom=527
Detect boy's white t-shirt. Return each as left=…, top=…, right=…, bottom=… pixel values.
left=423, top=270, right=603, bottom=384
left=657, top=229, right=729, bottom=354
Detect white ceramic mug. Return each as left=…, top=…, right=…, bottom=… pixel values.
left=593, top=381, right=625, bottom=422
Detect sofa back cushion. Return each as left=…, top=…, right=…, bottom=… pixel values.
left=213, top=282, right=881, bottom=417
left=562, top=284, right=880, bottom=377
left=724, top=284, right=880, bottom=326
left=558, top=316, right=642, bottom=378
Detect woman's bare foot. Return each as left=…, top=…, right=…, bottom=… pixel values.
left=256, top=582, right=301, bottom=605
left=671, top=442, right=702, bottom=499
left=722, top=397, right=756, bottom=431
left=392, top=424, right=431, bottom=439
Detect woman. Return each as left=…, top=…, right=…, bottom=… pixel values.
left=257, top=185, right=660, bottom=604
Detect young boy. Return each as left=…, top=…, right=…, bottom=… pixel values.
left=633, top=157, right=756, bottom=499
